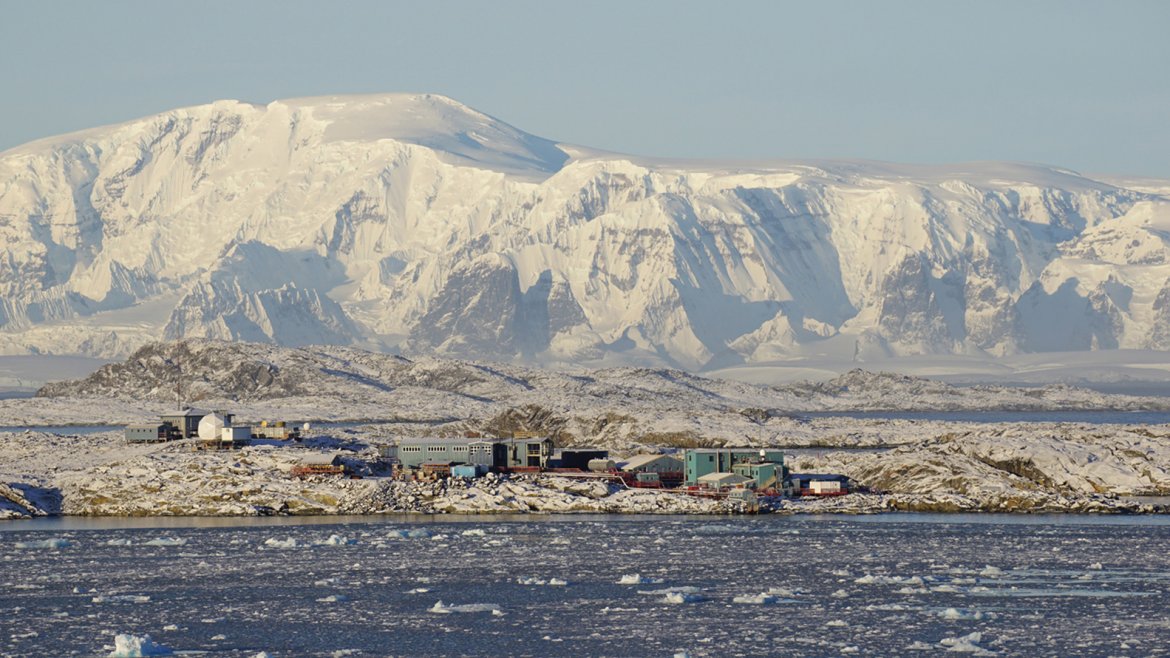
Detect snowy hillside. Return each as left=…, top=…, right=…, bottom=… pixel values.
left=22, top=340, right=1168, bottom=451
left=2, top=93, right=1169, bottom=368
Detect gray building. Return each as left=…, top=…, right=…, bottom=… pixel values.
left=158, top=409, right=236, bottom=438
left=396, top=437, right=508, bottom=470
left=502, top=436, right=554, bottom=469
left=124, top=423, right=170, bottom=443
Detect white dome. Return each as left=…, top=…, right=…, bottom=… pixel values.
left=198, top=413, right=226, bottom=441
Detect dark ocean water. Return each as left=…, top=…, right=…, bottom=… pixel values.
left=2, top=514, right=1169, bottom=657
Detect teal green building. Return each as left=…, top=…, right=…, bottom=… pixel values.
left=684, top=448, right=785, bottom=486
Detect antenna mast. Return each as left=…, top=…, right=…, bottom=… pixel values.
left=175, top=352, right=183, bottom=410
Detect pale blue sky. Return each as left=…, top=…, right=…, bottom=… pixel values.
left=3, top=1, right=1168, bottom=176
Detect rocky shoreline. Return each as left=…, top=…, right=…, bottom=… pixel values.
left=3, top=429, right=1166, bottom=521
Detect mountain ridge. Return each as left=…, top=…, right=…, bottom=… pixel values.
left=2, top=94, right=1169, bottom=368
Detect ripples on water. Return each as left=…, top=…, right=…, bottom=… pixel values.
left=2, top=516, right=1169, bottom=657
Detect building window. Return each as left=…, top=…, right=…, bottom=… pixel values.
left=402, top=446, right=422, bottom=453
left=428, top=446, right=447, bottom=452
left=453, top=446, right=468, bottom=452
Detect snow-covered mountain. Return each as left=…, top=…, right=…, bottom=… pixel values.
left=2, top=93, right=1169, bottom=368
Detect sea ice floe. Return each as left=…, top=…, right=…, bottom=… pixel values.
left=732, top=592, right=778, bottom=604
left=939, top=607, right=985, bottom=621
left=461, top=529, right=486, bottom=536
left=107, top=633, right=172, bottom=657
left=855, top=574, right=924, bottom=585
left=406, top=588, right=430, bottom=594
left=662, top=591, right=707, bottom=604
left=316, top=594, right=348, bottom=603
left=1087, top=562, right=1103, bottom=570
left=429, top=601, right=503, bottom=614
left=939, top=631, right=994, bottom=654
left=15, top=538, right=71, bottom=549
left=617, top=574, right=663, bottom=585
left=517, top=577, right=569, bottom=586
left=263, top=537, right=299, bottom=549
left=92, top=595, right=151, bottom=604
left=978, top=566, right=1003, bottom=577
left=318, top=535, right=356, bottom=546
left=105, top=539, right=134, bottom=546
left=825, top=619, right=848, bottom=627
left=143, top=538, right=186, bottom=547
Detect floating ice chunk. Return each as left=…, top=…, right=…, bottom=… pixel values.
left=407, top=529, right=432, bottom=538
left=430, top=534, right=449, bottom=541
left=831, top=589, right=849, bottom=598
left=461, top=529, right=486, bottom=536
left=106, top=539, right=134, bottom=546
left=263, top=538, right=299, bottom=549
left=517, top=577, right=568, bottom=586
left=252, top=653, right=273, bottom=658
left=825, top=619, right=848, bottom=627
left=906, top=641, right=934, bottom=651
left=429, top=601, right=503, bottom=614
left=15, top=538, right=71, bottom=549
left=978, top=566, right=1003, bottom=577
left=143, top=538, right=186, bottom=547
left=674, top=652, right=692, bottom=658
left=662, top=591, right=706, bottom=604
left=318, top=535, right=356, bottom=546
left=1087, top=562, right=1103, bottom=570
left=92, top=595, right=151, bottom=604
left=940, top=631, right=994, bottom=654
left=210, top=634, right=226, bottom=641
left=108, top=633, right=172, bottom=657
left=316, top=594, right=348, bottom=603
left=162, top=625, right=178, bottom=632
left=732, top=593, right=778, bottom=604
left=939, top=608, right=985, bottom=621
left=617, top=574, right=663, bottom=585
left=855, top=574, right=923, bottom=585
left=406, top=588, right=430, bottom=594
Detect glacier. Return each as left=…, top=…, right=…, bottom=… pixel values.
left=2, top=92, right=1169, bottom=368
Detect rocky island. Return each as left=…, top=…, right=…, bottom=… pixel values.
left=3, top=340, right=1169, bottom=520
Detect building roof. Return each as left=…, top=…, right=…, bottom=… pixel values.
left=687, top=447, right=782, bottom=455
left=697, top=472, right=752, bottom=486
left=299, top=452, right=342, bottom=466
left=161, top=408, right=209, bottom=417
left=620, top=453, right=682, bottom=471
left=398, top=437, right=500, bottom=447
left=790, top=473, right=849, bottom=481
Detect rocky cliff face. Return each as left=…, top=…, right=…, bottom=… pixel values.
left=2, top=93, right=1169, bottom=367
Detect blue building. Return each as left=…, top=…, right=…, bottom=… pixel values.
left=684, top=448, right=785, bottom=485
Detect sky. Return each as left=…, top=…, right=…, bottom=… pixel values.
left=2, top=0, right=1168, bottom=177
